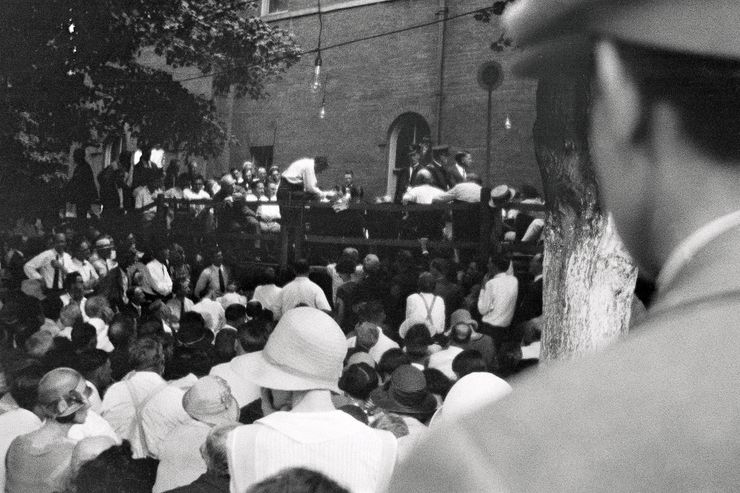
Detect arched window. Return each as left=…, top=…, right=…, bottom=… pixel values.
left=386, top=113, right=431, bottom=197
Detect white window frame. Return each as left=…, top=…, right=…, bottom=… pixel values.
left=261, top=0, right=289, bottom=16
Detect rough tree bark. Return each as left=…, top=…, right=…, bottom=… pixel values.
left=533, top=72, right=638, bottom=361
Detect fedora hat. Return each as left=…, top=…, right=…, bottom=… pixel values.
left=239, top=307, right=346, bottom=393
left=504, top=0, right=740, bottom=77
left=448, top=309, right=479, bottom=332
left=398, top=318, right=435, bottom=340
left=182, top=375, right=239, bottom=426
left=37, top=367, right=90, bottom=418
left=372, top=365, right=437, bottom=418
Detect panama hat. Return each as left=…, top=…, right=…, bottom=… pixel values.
left=37, top=367, right=90, bottom=418
left=238, top=307, right=346, bottom=393
left=182, top=375, right=239, bottom=426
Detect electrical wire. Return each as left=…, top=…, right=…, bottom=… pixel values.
left=2, top=5, right=493, bottom=85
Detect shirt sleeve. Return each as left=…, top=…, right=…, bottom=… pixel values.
left=477, top=280, right=494, bottom=316
left=23, top=250, right=48, bottom=280
left=315, top=285, right=332, bottom=312
left=302, top=160, right=322, bottom=195
left=194, top=267, right=211, bottom=299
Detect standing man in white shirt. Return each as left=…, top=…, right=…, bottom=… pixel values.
left=195, top=248, right=230, bottom=300
left=144, top=244, right=173, bottom=300
left=24, top=232, right=74, bottom=294
left=251, top=267, right=283, bottom=320
left=279, top=259, right=331, bottom=316
left=477, top=255, right=519, bottom=347
left=277, top=157, right=334, bottom=255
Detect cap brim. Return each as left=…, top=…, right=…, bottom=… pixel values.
left=373, top=390, right=437, bottom=417
left=239, top=351, right=341, bottom=394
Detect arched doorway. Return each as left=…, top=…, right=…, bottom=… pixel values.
left=386, top=113, right=431, bottom=197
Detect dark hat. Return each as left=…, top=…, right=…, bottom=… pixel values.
left=372, top=365, right=437, bottom=418
left=504, top=0, right=740, bottom=77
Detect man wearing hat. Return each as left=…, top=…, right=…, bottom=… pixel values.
left=5, top=368, right=91, bottom=493
left=153, top=376, right=239, bottom=492
left=227, top=307, right=397, bottom=493
left=393, top=145, right=424, bottom=204
left=427, top=145, right=451, bottom=190
left=390, top=1, right=740, bottom=491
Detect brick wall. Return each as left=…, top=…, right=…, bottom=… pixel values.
left=221, top=0, right=541, bottom=197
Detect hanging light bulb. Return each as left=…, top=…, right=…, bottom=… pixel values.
left=310, top=53, right=323, bottom=94
left=319, top=95, right=326, bottom=119
left=504, top=114, right=512, bottom=130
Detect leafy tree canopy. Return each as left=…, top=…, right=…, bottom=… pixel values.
left=0, top=0, right=301, bottom=165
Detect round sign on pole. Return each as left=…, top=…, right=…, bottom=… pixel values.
left=477, top=61, right=504, bottom=91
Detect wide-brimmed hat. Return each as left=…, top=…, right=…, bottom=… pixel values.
left=37, top=367, right=90, bottom=418
left=239, top=307, right=346, bottom=393
left=429, top=372, right=512, bottom=428
left=182, top=375, right=239, bottom=426
left=372, top=365, right=437, bottom=418
left=503, top=0, right=740, bottom=77
left=448, top=309, right=479, bottom=333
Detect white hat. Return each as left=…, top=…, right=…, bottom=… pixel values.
left=182, top=375, right=239, bottom=426
left=429, top=372, right=512, bottom=428
left=239, top=307, right=346, bottom=393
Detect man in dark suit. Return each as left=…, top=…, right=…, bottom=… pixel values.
left=393, top=146, right=423, bottom=203
left=446, top=151, right=471, bottom=188
left=390, top=0, right=740, bottom=491
left=68, top=148, right=99, bottom=219
left=427, top=145, right=451, bottom=190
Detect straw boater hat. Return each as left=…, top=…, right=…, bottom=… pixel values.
left=239, top=307, right=346, bottom=393
left=182, top=375, right=239, bottom=426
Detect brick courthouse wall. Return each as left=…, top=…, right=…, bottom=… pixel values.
left=222, top=0, right=541, bottom=198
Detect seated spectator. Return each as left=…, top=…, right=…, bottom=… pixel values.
left=166, top=278, right=195, bottom=332
left=428, top=372, right=511, bottom=429
left=251, top=267, right=282, bottom=320
left=71, top=321, right=97, bottom=352
left=72, top=348, right=112, bottom=413
left=335, top=362, right=379, bottom=412
left=192, top=293, right=226, bottom=334
left=164, top=423, right=240, bottom=493
left=101, top=338, right=191, bottom=459
left=346, top=314, right=399, bottom=364
left=423, top=368, right=453, bottom=404
left=376, top=349, right=411, bottom=385
left=214, top=329, right=239, bottom=365
left=0, top=364, right=47, bottom=492
left=209, top=319, right=269, bottom=408
left=402, top=323, right=435, bottom=370
left=227, top=308, right=397, bottom=492
left=447, top=309, right=496, bottom=370
left=143, top=244, right=174, bottom=299
left=370, top=364, right=437, bottom=461
left=426, top=334, right=464, bottom=381
left=72, top=441, right=156, bottom=493
left=134, top=176, right=163, bottom=223
left=70, top=237, right=99, bottom=295
left=217, top=282, right=248, bottom=311
left=278, top=259, right=331, bottom=315
left=247, top=467, right=350, bottom=493
left=5, top=368, right=91, bottom=493
left=153, top=376, right=239, bottom=492
left=195, top=248, right=231, bottom=300
left=451, top=350, right=488, bottom=380
left=404, top=272, right=446, bottom=336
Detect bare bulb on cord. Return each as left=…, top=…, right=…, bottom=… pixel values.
left=504, top=114, right=512, bottom=130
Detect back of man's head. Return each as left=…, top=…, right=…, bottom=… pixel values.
left=293, top=259, right=310, bottom=276
left=414, top=168, right=433, bottom=186
left=225, top=304, right=247, bottom=325
left=128, top=337, right=164, bottom=373
left=202, top=424, right=240, bottom=477
left=237, top=319, right=270, bottom=353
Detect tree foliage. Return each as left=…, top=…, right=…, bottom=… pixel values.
left=0, top=0, right=301, bottom=165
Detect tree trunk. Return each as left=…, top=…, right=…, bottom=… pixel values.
left=533, top=72, right=637, bottom=361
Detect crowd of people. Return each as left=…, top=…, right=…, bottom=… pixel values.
left=0, top=197, right=544, bottom=492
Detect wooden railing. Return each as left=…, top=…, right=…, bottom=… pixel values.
left=128, top=189, right=545, bottom=266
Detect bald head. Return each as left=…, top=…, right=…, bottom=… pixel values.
left=414, top=168, right=433, bottom=186
left=363, top=254, right=380, bottom=274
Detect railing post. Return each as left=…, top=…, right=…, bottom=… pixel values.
left=479, top=187, right=493, bottom=264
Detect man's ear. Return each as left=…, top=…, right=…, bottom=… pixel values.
left=593, top=40, right=643, bottom=144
